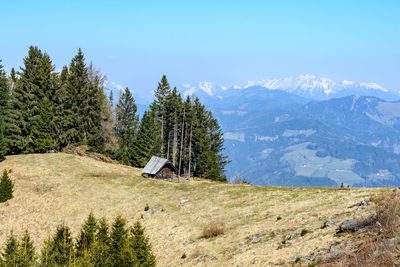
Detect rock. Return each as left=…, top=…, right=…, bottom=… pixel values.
left=288, top=232, right=301, bottom=240
left=210, top=256, right=219, bottom=261
left=330, top=245, right=337, bottom=253
left=180, top=199, right=189, bottom=204
left=285, top=241, right=293, bottom=246
left=338, top=219, right=358, bottom=232
left=239, top=241, right=246, bottom=246
left=337, top=215, right=376, bottom=233
left=183, top=240, right=193, bottom=245
left=251, top=237, right=260, bottom=243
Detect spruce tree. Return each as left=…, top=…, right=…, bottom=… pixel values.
left=115, top=87, right=139, bottom=165
left=129, top=221, right=156, bottom=266
left=0, top=60, right=10, bottom=159
left=0, top=170, right=13, bottom=203
left=42, top=224, right=74, bottom=266
left=132, top=110, right=159, bottom=167
left=30, top=98, right=54, bottom=153
left=64, top=48, right=88, bottom=145
left=109, top=215, right=137, bottom=266
left=152, top=75, right=171, bottom=157
left=1, top=232, right=18, bottom=266
left=76, top=212, right=97, bottom=257
left=18, top=230, right=35, bottom=266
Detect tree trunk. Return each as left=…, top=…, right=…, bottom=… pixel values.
left=172, top=109, right=178, bottom=166
left=178, top=108, right=185, bottom=176
left=188, top=121, right=193, bottom=179
left=160, top=112, right=164, bottom=157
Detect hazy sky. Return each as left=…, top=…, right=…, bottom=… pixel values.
left=2, top=0, right=399, bottom=101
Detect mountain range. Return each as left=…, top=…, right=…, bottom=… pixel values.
left=183, top=75, right=400, bottom=187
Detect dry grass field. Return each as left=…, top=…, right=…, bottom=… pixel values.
left=0, top=153, right=389, bottom=266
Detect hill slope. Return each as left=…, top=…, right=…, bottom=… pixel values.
left=0, top=153, right=387, bottom=266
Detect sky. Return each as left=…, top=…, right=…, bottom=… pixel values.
left=1, top=0, right=400, bottom=101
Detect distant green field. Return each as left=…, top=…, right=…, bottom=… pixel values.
left=281, top=143, right=365, bottom=186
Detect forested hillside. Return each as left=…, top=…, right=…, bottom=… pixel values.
left=0, top=46, right=227, bottom=181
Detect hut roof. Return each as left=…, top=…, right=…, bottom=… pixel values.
left=142, top=156, right=176, bottom=175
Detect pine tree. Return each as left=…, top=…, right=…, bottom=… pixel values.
left=1, top=232, right=18, bottom=266
left=42, top=224, right=74, bottom=266
left=114, top=87, right=139, bottom=165
left=0, top=60, right=10, bottom=159
left=0, top=170, right=13, bottom=203
left=76, top=212, right=97, bottom=257
left=152, top=75, right=171, bottom=157
left=29, top=98, right=55, bottom=153
left=86, top=63, right=109, bottom=152
left=109, top=215, right=137, bottom=266
left=64, top=48, right=88, bottom=145
left=129, top=221, right=156, bottom=266
left=53, top=65, right=69, bottom=150
left=132, top=110, right=159, bottom=167
left=18, top=230, right=35, bottom=266
left=109, top=215, right=128, bottom=259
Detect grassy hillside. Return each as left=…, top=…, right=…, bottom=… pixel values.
left=0, top=153, right=388, bottom=266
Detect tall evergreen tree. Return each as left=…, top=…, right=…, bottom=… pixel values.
left=29, top=98, right=54, bottom=152
left=114, top=87, right=139, bottom=165
left=0, top=60, right=11, bottom=159
left=152, top=75, right=171, bottom=157
left=64, top=48, right=88, bottom=145
left=132, top=110, right=159, bottom=167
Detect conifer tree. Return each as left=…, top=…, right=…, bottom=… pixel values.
left=64, top=48, right=88, bottom=145
left=109, top=215, right=128, bottom=260
left=132, top=110, right=159, bottom=167
left=18, top=230, right=35, bottom=266
left=1, top=232, right=18, bottom=266
left=0, top=170, right=13, bottom=203
left=129, top=221, right=156, bottom=266
left=76, top=212, right=97, bottom=257
left=115, top=87, right=139, bottom=165
left=152, top=75, right=171, bottom=157
left=30, top=98, right=54, bottom=152
left=0, top=60, right=10, bottom=159
left=42, top=224, right=74, bottom=266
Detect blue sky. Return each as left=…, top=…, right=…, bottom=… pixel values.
left=2, top=0, right=399, bottom=101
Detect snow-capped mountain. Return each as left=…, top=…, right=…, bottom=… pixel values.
left=183, top=75, right=399, bottom=101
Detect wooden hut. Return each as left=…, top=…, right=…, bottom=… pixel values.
left=142, top=156, right=177, bottom=180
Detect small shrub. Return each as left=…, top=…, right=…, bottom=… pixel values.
left=321, top=220, right=328, bottom=229
left=340, top=182, right=344, bottom=188
left=308, top=262, right=316, bottom=267
left=295, top=257, right=301, bottom=263
left=300, top=229, right=309, bottom=236
left=181, top=253, right=186, bottom=259
left=0, top=169, right=13, bottom=203
left=201, top=223, right=225, bottom=238
left=144, top=204, right=150, bottom=211
left=276, top=216, right=282, bottom=221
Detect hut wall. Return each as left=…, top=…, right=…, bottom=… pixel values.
left=155, top=167, right=174, bottom=179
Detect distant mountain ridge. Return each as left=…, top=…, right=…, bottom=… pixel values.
left=183, top=75, right=399, bottom=101
left=180, top=76, right=400, bottom=187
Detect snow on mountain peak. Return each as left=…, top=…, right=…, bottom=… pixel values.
left=182, top=75, right=392, bottom=100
